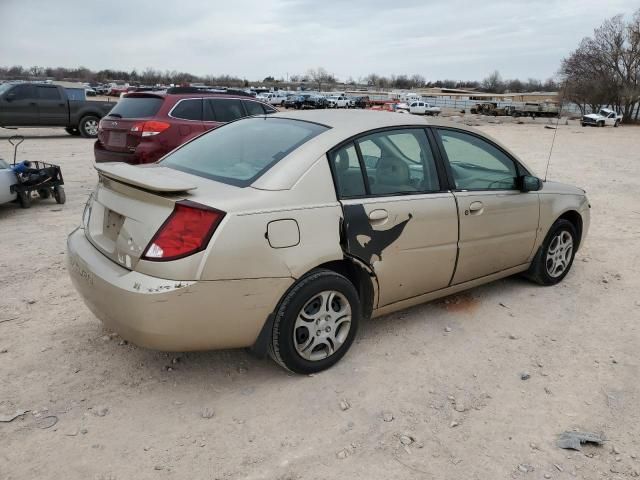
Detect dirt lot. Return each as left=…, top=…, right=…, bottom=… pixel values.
left=1, top=119, right=639, bottom=480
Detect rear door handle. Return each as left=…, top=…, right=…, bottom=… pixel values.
left=467, top=201, right=484, bottom=215
left=368, top=209, right=389, bottom=223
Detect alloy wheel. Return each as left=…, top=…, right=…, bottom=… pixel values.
left=293, top=290, right=352, bottom=361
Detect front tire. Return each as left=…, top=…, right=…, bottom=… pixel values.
left=525, top=219, right=577, bottom=285
left=79, top=115, right=100, bottom=138
left=17, top=190, right=31, bottom=209
left=53, top=186, right=66, bottom=204
left=269, top=269, right=361, bottom=374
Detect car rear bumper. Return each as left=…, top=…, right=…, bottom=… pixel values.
left=94, top=140, right=167, bottom=164
left=67, top=227, right=293, bottom=351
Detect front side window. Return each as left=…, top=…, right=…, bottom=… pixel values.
left=438, top=129, right=518, bottom=190
left=8, top=84, right=34, bottom=100
left=171, top=99, right=202, bottom=121
left=330, top=143, right=366, bottom=197
left=205, top=98, right=246, bottom=122
left=355, top=129, right=439, bottom=195
left=162, top=117, right=328, bottom=187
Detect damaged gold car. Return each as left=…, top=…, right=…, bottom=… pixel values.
left=67, top=110, right=590, bottom=373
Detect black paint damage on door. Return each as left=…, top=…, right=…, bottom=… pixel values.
left=341, top=203, right=412, bottom=265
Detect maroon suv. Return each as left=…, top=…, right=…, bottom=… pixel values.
left=95, top=89, right=277, bottom=164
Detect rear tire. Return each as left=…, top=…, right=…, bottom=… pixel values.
left=79, top=115, right=100, bottom=138
left=269, top=269, right=361, bottom=374
left=53, top=186, right=66, bottom=204
left=525, top=219, right=577, bottom=286
left=614, top=120, right=620, bottom=127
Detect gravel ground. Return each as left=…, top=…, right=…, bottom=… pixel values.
left=1, top=118, right=639, bottom=479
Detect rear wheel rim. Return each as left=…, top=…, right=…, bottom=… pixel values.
left=293, top=290, right=352, bottom=362
left=545, top=230, right=573, bottom=278
left=84, top=119, right=98, bottom=136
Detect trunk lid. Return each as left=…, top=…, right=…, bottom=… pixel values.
left=84, top=163, right=250, bottom=273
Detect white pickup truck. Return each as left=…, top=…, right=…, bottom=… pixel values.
left=409, top=101, right=441, bottom=116
left=0, top=158, right=17, bottom=205
left=581, top=108, right=622, bottom=127
left=258, top=92, right=287, bottom=106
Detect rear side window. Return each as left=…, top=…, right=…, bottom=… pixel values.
left=170, top=99, right=202, bottom=121
left=205, top=98, right=246, bottom=122
left=243, top=100, right=276, bottom=115
left=37, top=86, right=61, bottom=100
left=161, top=117, right=328, bottom=187
left=330, top=143, right=366, bottom=197
left=106, top=96, right=163, bottom=119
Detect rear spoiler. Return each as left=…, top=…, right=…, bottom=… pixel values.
left=95, top=163, right=197, bottom=192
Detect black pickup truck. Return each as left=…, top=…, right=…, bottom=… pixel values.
left=0, top=83, right=114, bottom=138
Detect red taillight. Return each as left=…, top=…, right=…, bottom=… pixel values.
left=141, top=201, right=225, bottom=262
left=130, top=120, right=170, bottom=137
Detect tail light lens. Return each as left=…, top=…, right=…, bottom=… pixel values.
left=142, top=201, right=225, bottom=262
left=130, top=120, right=171, bottom=137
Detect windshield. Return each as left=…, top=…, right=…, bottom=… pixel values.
left=0, top=83, right=14, bottom=96
left=161, top=117, right=329, bottom=187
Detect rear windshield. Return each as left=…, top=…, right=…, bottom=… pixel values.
left=106, top=96, right=163, bottom=119
left=161, top=117, right=328, bottom=187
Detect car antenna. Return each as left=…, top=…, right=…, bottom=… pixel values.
left=544, top=80, right=568, bottom=182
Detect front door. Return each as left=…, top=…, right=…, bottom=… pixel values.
left=0, top=84, right=38, bottom=126
left=435, top=128, right=540, bottom=284
left=330, top=128, right=458, bottom=307
left=34, top=85, right=67, bottom=126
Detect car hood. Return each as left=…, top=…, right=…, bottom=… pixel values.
left=583, top=113, right=602, bottom=120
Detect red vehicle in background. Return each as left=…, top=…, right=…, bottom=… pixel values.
left=95, top=88, right=277, bottom=164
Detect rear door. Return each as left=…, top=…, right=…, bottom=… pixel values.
left=167, top=98, right=206, bottom=143
left=0, top=84, right=38, bottom=126
left=331, top=128, right=458, bottom=307
left=97, top=94, right=164, bottom=153
left=434, top=127, right=539, bottom=284
left=35, top=85, right=67, bottom=126
left=203, top=98, right=247, bottom=130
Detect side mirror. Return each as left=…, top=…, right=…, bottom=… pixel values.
left=520, top=175, right=543, bottom=192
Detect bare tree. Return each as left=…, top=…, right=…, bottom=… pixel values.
left=481, top=70, right=505, bottom=93
left=561, top=9, right=640, bottom=120
left=307, top=67, right=335, bottom=91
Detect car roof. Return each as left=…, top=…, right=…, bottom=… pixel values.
left=253, top=110, right=533, bottom=190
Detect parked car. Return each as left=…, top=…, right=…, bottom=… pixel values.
left=284, top=94, right=308, bottom=109
left=303, top=95, right=328, bottom=109
left=581, top=108, right=622, bottom=127
left=260, top=92, right=287, bottom=105
left=94, top=89, right=277, bottom=164
left=326, top=95, right=349, bottom=108
left=0, top=82, right=114, bottom=137
left=409, top=101, right=441, bottom=116
left=352, top=96, right=370, bottom=109
left=68, top=110, right=590, bottom=374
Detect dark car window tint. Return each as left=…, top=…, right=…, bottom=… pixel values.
left=438, top=129, right=518, bottom=190
left=330, top=143, right=366, bottom=198
left=356, top=129, right=439, bottom=195
left=170, top=99, right=202, bottom=121
left=37, top=86, right=61, bottom=100
left=106, top=96, right=163, bottom=119
left=243, top=100, right=267, bottom=116
left=162, top=118, right=328, bottom=187
left=206, top=99, right=246, bottom=122
left=8, top=84, right=34, bottom=100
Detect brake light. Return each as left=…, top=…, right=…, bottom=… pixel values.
left=141, top=201, right=225, bottom=261
left=130, top=120, right=170, bottom=137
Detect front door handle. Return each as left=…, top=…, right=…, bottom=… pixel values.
left=467, top=201, right=484, bottom=215
left=368, top=209, right=389, bottom=223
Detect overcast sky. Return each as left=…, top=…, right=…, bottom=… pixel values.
left=0, top=0, right=637, bottom=82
